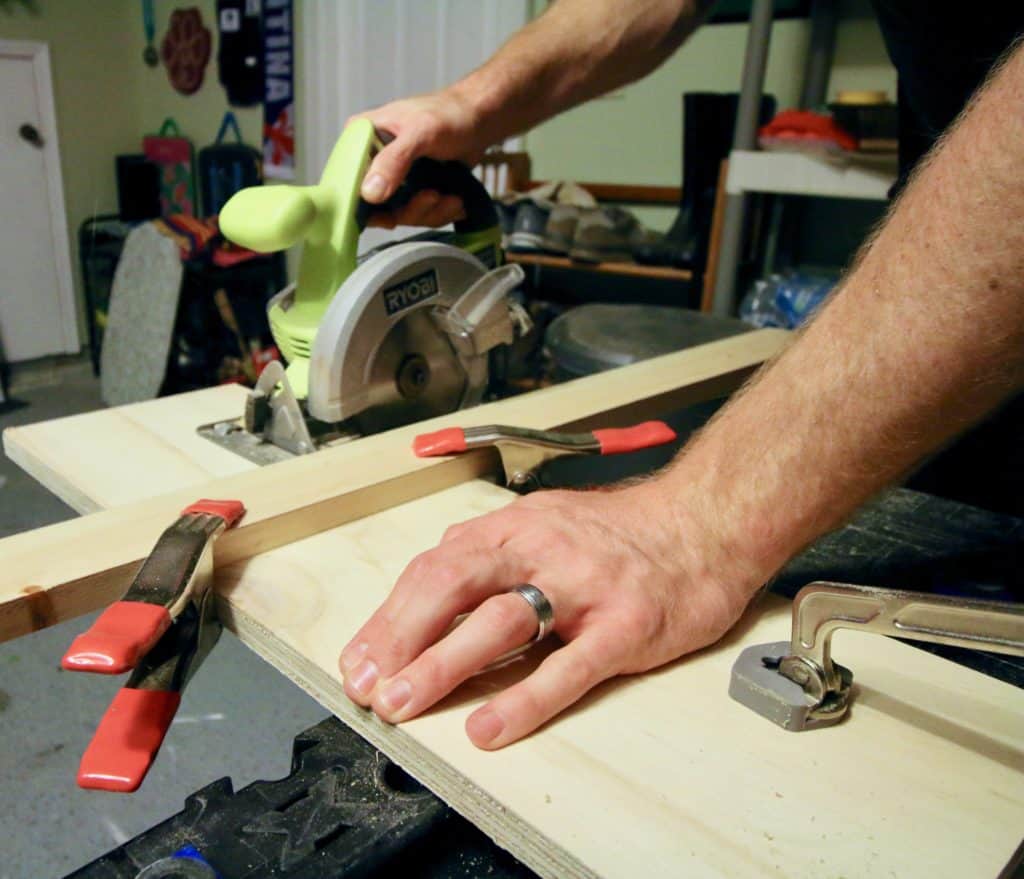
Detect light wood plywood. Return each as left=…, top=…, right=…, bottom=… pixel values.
left=0, top=330, right=788, bottom=643
left=216, top=481, right=1024, bottom=879
left=4, top=384, right=256, bottom=514
left=5, top=325, right=1023, bottom=878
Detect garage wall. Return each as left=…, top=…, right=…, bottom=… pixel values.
left=0, top=0, right=139, bottom=337
left=126, top=0, right=263, bottom=160
left=524, top=1, right=897, bottom=230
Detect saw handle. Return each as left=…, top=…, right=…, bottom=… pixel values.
left=355, top=156, right=498, bottom=235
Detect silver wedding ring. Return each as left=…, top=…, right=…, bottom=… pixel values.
left=513, top=584, right=554, bottom=643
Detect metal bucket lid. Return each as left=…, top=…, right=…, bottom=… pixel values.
left=544, top=304, right=750, bottom=377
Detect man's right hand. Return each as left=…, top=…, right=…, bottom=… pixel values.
left=353, top=90, right=489, bottom=229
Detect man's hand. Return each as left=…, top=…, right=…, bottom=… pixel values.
left=339, top=481, right=756, bottom=749
left=354, top=90, right=487, bottom=229
left=351, top=0, right=706, bottom=228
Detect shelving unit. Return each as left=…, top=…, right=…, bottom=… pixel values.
left=508, top=252, right=692, bottom=282
left=709, top=0, right=898, bottom=315
left=725, top=149, right=896, bottom=200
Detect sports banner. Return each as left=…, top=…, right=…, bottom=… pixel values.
left=262, top=0, right=294, bottom=179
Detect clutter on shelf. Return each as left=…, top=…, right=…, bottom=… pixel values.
left=739, top=270, right=838, bottom=330
left=498, top=181, right=661, bottom=265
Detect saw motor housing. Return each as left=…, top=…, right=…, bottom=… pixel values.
left=216, top=118, right=525, bottom=445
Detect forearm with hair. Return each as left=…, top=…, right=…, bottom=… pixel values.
left=665, top=41, right=1024, bottom=596
left=451, top=0, right=713, bottom=144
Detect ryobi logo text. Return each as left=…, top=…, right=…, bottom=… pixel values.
left=382, top=269, right=440, bottom=316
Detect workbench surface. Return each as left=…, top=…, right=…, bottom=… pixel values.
left=4, top=384, right=1023, bottom=879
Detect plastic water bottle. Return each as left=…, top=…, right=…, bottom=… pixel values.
left=739, top=276, right=787, bottom=328
left=740, top=271, right=836, bottom=329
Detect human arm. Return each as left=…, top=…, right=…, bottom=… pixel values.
left=340, top=42, right=1024, bottom=748
left=356, top=0, right=712, bottom=225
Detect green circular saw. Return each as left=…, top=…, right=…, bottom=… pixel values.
left=212, top=119, right=529, bottom=459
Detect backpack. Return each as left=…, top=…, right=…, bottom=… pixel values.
left=198, top=111, right=262, bottom=217
left=143, top=118, right=197, bottom=216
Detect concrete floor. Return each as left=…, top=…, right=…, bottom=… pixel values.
left=0, top=362, right=327, bottom=879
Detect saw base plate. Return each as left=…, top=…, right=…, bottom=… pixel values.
left=197, top=416, right=360, bottom=466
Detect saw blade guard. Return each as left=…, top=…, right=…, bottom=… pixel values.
left=218, top=118, right=501, bottom=399
left=308, top=242, right=487, bottom=427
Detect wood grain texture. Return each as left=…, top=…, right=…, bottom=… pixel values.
left=0, top=330, right=788, bottom=642
left=217, top=482, right=1024, bottom=879
left=4, top=384, right=256, bottom=515
left=5, top=331, right=1024, bottom=877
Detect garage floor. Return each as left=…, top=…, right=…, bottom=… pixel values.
left=0, top=362, right=326, bottom=879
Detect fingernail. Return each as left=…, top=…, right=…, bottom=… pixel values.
left=341, top=642, right=368, bottom=671
left=467, top=708, right=504, bottom=746
left=362, top=174, right=387, bottom=201
left=349, top=659, right=378, bottom=695
left=379, top=678, right=412, bottom=714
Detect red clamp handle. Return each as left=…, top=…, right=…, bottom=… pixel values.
left=77, top=688, right=181, bottom=792
left=412, top=428, right=467, bottom=458
left=592, top=421, right=677, bottom=455
left=61, top=602, right=172, bottom=674
left=181, top=498, right=246, bottom=527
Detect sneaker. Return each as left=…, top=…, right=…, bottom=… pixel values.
left=506, top=200, right=554, bottom=252
left=522, top=180, right=597, bottom=209
left=493, top=196, right=518, bottom=238
left=569, top=206, right=659, bottom=263
left=544, top=204, right=582, bottom=254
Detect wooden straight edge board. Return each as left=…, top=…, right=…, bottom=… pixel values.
left=0, top=329, right=788, bottom=643
left=4, top=334, right=1024, bottom=877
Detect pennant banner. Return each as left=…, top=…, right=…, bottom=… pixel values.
left=262, top=0, right=295, bottom=179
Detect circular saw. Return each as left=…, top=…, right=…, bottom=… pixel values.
left=202, top=119, right=530, bottom=462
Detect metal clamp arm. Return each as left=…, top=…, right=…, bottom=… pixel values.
left=413, top=421, right=678, bottom=491
left=782, top=581, right=1024, bottom=702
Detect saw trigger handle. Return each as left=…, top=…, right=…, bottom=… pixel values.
left=356, top=156, right=499, bottom=235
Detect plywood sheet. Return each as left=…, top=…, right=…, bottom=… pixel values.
left=0, top=331, right=787, bottom=642
left=217, top=481, right=1024, bottom=879
left=5, top=327, right=1023, bottom=877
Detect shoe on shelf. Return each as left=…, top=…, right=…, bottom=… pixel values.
left=506, top=199, right=555, bottom=253
left=569, top=206, right=659, bottom=264
left=544, top=204, right=582, bottom=254
left=494, top=196, right=519, bottom=238
left=505, top=197, right=590, bottom=256
left=526, top=180, right=597, bottom=209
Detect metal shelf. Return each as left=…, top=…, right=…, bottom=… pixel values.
left=726, top=149, right=896, bottom=201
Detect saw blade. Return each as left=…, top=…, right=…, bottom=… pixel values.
left=308, top=241, right=489, bottom=429
left=347, top=307, right=467, bottom=435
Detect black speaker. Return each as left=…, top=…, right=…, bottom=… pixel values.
left=115, top=154, right=161, bottom=221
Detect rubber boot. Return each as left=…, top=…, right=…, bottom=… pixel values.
left=635, top=92, right=775, bottom=269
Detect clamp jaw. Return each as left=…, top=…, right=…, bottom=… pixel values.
left=414, top=421, right=678, bottom=492
left=62, top=499, right=245, bottom=792
left=730, top=581, right=1024, bottom=731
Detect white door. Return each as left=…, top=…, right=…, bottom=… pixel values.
left=0, top=41, right=78, bottom=362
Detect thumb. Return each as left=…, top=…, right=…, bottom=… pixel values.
left=361, top=134, right=419, bottom=203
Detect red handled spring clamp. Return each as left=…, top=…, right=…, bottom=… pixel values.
left=61, top=499, right=245, bottom=792
left=413, top=421, right=678, bottom=492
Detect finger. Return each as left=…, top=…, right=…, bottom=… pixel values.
left=362, top=136, right=419, bottom=202
left=441, top=504, right=532, bottom=546
left=340, top=543, right=531, bottom=704
left=416, top=195, right=466, bottom=228
left=465, top=632, right=614, bottom=750
left=364, top=210, right=398, bottom=229
left=392, top=189, right=441, bottom=226
left=371, top=591, right=541, bottom=722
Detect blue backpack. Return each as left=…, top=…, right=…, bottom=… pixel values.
left=199, top=112, right=262, bottom=217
